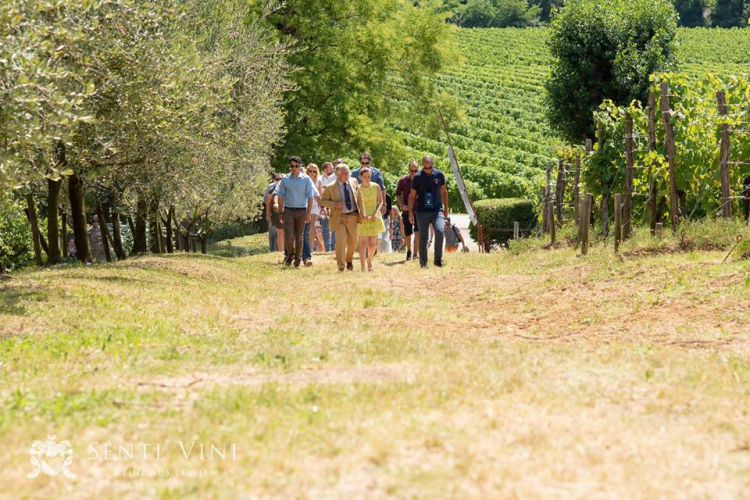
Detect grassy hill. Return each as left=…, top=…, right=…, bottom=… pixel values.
left=402, top=27, right=750, bottom=205
left=2, top=234, right=749, bottom=497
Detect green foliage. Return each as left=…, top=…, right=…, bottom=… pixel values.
left=266, top=0, right=457, bottom=172
left=207, top=222, right=261, bottom=244
left=586, top=73, right=750, bottom=223
left=0, top=192, right=34, bottom=271
left=469, top=197, right=536, bottom=246
left=546, top=0, right=679, bottom=143
left=673, top=0, right=709, bottom=27
left=712, top=0, right=749, bottom=27
left=441, top=0, right=541, bottom=28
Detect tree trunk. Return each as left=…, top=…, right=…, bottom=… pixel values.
left=111, top=211, right=126, bottom=260
left=200, top=235, right=207, bottom=254
left=600, top=192, right=610, bottom=237
left=25, top=193, right=44, bottom=266
left=149, top=198, right=163, bottom=254
left=163, top=205, right=174, bottom=253
left=46, top=178, right=62, bottom=264
left=132, top=195, right=148, bottom=255
left=96, top=200, right=113, bottom=262
left=68, top=173, right=91, bottom=263
left=61, top=212, right=68, bottom=258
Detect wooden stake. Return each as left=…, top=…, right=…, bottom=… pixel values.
left=555, top=158, right=566, bottom=225
left=624, top=113, right=635, bottom=239
left=656, top=222, right=664, bottom=237
left=716, top=91, right=732, bottom=218
left=614, top=193, right=622, bottom=253
left=581, top=193, right=592, bottom=256
left=660, top=82, right=679, bottom=232
left=647, top=92, right=657, bottom=234
left=549, top=200, right=556, bottom=244
left=573, top=152, right=581, bottom=224
left=513, top=221, right=519, bottom=240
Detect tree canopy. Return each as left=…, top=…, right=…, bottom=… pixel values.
left=545, top=0, right=679, bottom=143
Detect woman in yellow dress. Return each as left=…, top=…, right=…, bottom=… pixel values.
left=357, top=167, right=386, bottom=272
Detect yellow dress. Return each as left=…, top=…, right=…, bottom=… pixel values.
left=357, top=184, right=386, bottom=237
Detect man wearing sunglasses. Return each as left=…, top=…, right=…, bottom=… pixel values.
left=408, top=155, right=448, bottom=268
left=395, top=160, right=420, bottom=261
left=272, top=156, right=317, bottom=268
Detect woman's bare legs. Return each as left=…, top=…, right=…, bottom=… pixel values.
left=367, top=236, right=377, bottom=271
left=358, top=237, right=368, bottom=272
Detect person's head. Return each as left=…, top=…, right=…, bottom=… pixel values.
left=360, top=166, right=372, bottom=184
left=273, top=173, right=283, bottom=182
left=333, top=158, right=344, bottom=167
left=408, top=160, right=418, bottom=177
left=337, top=164, right=350, bottom=182
left=422, top=155, right=434, bottom=172
left=322, top=162, right=334, bottom=175
left=306, top=163, right=319, bottom=178
left=289, top=156, right=302, bottom=175
left=445, top=216, right=451, bottom=227
left=359, top=152, right=372, bottom=167
left=391, top=205, right=400, bottom=218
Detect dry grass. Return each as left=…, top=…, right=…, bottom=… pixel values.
left=1, top=235, right=749, bottom=499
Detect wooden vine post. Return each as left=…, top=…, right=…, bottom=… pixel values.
left=660, top=82, right=679, bottom=232
left=543, top=163, right=553, bottom=233
left=623, top=113, right=635, bottom=239
left=614, top=193, right=622, bottom=253
left=581, top=193, right=592, bottom=256
left=573, top=152, right=581, bottom=225
left=549, top=199, right=556, bottom=244
left=577, top=140, right=592, bottom=246
left=647, top=92, right=658, bottom=234
left=555, top=158, right=566, bottom=226
left=514, top=222, right=519, bottom=240
left=716, top=90, right=732, bottom=218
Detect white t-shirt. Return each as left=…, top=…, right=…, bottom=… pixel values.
left=322, top=173, right=337, bottom=188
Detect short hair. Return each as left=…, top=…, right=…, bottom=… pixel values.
left=408, top=160, right=418, bottom=169
left=322, top=162, right=333, bottom=171
left=360, top=166, right=371, bottom=175
left=306, top=163, right=319, bottom=175
left=338, top=163, right=350, bottom=173
left=289, top=156, right=302, bottom=164
left=273, top=173, right=283, bottom=181
left=422, top=155, right=434, bottom=164
left=333, top=158, right=344, bottom=166
left=359, top=152, right=372, bottom=162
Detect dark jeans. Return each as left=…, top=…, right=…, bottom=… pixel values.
left=320, top=218, right=332, bottom=252
left=303, top=222, right=312, bottom=261
left=283, top=209, right=306, bottom=264
left=268, top=223, right=278, bottom=252
left=416, top=210, right=445, bottom=267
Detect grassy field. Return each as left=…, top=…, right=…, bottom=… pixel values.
left=2, top=232, right=750, bottom=499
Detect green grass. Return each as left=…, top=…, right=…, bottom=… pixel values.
left=1, top=234, right=750, bottom=498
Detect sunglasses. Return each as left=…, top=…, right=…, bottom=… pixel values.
left=360, top=161, right=371, bottom=166
left=290, top=164, right=300, bottom=169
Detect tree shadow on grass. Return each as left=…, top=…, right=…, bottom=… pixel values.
left=0, top=285, right=50, bottom=316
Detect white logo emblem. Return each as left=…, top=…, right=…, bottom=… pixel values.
left=27, top=435, right=76, bottom=479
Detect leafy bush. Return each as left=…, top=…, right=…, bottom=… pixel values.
left=469, top=197, right=536, bottom=247
left=208, top=221, right=261, bottom=244
left=0, top=192, right=34, bottom=272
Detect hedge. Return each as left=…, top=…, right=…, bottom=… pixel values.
left=469, top=198, right=536, bottom=247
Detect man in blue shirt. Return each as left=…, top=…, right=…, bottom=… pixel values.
left=408, top=155, right=449, bottom=268
left=351, top=152, right=386, bottom=198
left=272, top=156, right=317, bottom=268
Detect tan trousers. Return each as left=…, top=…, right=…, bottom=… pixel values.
left=335, top=213, right=359, bottom=270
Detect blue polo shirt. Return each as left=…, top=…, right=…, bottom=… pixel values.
left=351, top=165, right=386, bottom=190
left=273, top=173, right=316, bottom=209
left=411, top=168, right=446, bottom=212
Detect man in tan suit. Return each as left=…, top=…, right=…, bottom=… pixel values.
left=321, top=164, right=362, bottom=272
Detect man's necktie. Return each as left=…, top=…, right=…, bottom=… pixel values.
left=344, top=183, right=352, bottom=211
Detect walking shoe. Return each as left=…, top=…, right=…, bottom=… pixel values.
left=294, top=261, right=301, bottom=268
left=346, top=262, right=354, bottom=271
left=434, top=260, right=443, bottom=268
left=421, top=264, right=428, bottom=269
left=284, top=257, right=292, bottom=266
left=304, top=260, right=313, bottom=267
left=406, top=250, right=412, bottom=261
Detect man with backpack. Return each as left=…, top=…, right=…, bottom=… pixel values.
left=444, top=217, right=467, bottom=253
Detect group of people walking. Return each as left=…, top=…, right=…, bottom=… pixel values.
left=264, top=153, right=467, bottom=271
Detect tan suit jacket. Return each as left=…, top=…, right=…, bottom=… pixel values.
left=321, top=179, right=362, bottom=228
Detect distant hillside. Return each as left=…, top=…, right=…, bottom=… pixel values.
left=398, top=27, right=750, bottom=206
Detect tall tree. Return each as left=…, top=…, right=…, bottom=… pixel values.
left=712, top=0, right=747, bottom=27
left=266, top=0, right=457, bottom=171
left=545, top=0, right=678, bottom=143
